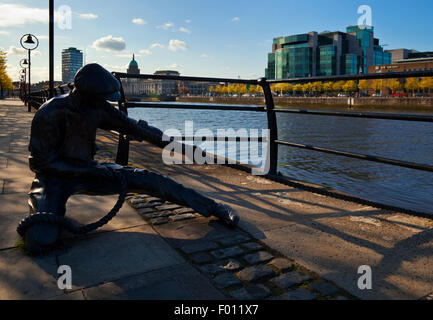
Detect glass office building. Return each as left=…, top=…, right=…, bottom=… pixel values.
left=62, top=48, right=83, bottom=84
left=265, top=26, right=391, bottom=79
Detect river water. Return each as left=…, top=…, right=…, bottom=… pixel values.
left=128, top=105, right=433, bottom=215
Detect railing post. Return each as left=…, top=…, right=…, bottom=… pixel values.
left=258, top=77, right=278, bottom=176
left=113, top=73, right=130, bottom=166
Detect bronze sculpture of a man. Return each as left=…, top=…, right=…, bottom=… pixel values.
left=22, top=63, right=239, bottom=253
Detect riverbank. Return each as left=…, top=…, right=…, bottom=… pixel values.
left=174, top=96, right=433, bottom=113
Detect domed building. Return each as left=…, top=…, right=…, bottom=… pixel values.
left=127, top=54, right=140, bottom=75
left=123, top=54, right=144, bottom=97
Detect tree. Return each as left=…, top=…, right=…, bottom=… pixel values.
left=387, top=79, right=402, bottom=92
left=323, top=82, right=333, bottom=94
left=358, top=80, right=369, bottom=94
left=302, top=82, right=313, bottom=94
left=420, top=77, right=433, bottom=94
left=0, top=50, right=14, bottom=97
left=283, top=83, right=293, bottom=93
left=371, top=80, right=382, bottom=93
left=332, top=81, right=345, bottom=93
left=404, top=78, right=419, bottom=96
left=343, top=80, right=358, bottom=94
left=293, top=84, right=303, bottom=94
left=312, top=81, right=323, bottom=94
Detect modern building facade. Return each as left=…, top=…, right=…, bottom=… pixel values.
left=265, top=26, right=391, bottom=79
left=62, top=47, right=83, bottom=83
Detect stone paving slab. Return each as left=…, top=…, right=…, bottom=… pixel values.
left=153, top=218, right=243, bottom=249
left=0, top=249, right=60, bottom=300
left=63, top=194, right=148, bottom=236
left=0, top=194, right=29, bottom=249
left=257, top=222, right=433, bottom=300
left=58, top=225, right=184, bottom=290
left=81, top=263, right=226, bottom=300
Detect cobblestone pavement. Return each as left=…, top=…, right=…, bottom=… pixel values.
left=126, top=194, right=355, bottom=300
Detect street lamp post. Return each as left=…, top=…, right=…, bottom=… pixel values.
left=20, top=34, right=39, bottom=112
left=19, top=59, right=28, bottom=105
left=49, top=0, right=54, bottom=98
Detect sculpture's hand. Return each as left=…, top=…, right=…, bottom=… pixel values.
left=137, top=119, right=148, bottom=129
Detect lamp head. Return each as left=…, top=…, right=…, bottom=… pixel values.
left=24, top=35, right=35, bottom=44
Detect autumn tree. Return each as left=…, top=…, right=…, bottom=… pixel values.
left=323, top=82, right=333, bottom=94
left=302, top=82, right=313, bottom=94
left=293, top=84, right=303, bottom=94
left=420, top=77, right=433, bottom=94
left=0, top=50, right=14, bottom=97
left=404, top=78, right=419, bottom=96
left=387, top=79, right=402, bottom=92
left=343, top=80, right=358, bottom=94
left=371, top=80, right=383, bottom=93
left=358, top=80, right=370, bottom=95
left=312, top=81, right=323, bottom=93
left=332, top=81, right=345, bottom=93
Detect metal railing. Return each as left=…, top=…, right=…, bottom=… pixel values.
left=23, top=70, right=433, bottom=217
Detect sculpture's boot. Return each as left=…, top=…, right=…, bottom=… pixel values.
left=24, top=220, right=60, bottom=255
left=212, top=203, right=239, bottom=228
left=23, top=176, right=66, bottom=254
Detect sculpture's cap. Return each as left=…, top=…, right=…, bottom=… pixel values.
left=74, top=63, right=120, bottom=97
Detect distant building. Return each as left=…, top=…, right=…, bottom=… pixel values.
left=122, top=55, right=213, bottom=97
left=265, top=25, right=391, bottom=79
left=368, top=58, right=433, bottom=74
left=127, top=54, right=140, bottom=74
left=62, top=47, right=83, bottom=83
left=386, top=49, right=433, bottom=63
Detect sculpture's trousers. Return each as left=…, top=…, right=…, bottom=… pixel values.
left=28, top=165, right=218, bottom=218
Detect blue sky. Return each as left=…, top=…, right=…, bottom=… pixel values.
left=1, top=0, right=433, bottom=82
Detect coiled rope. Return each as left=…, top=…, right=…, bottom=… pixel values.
left=17, top=172, right=127, bottom=237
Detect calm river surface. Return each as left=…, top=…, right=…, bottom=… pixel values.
left=129, top=105, right=433, bottom=215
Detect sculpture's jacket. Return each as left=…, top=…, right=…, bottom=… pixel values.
left=28, top=63, right=162, bottom=179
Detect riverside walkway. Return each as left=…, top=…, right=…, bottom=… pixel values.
left=0, top=100, right=432, bottom=300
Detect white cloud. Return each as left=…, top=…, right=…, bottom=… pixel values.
left=201, top=53, right=208, bottom=58
left=132, top=18, right=147, bottom=25
left=7, top=46, right=41, bottom=56
left=168, top=39, right=187, bottom=52
left=0, top=4, right=48, bottom=27
left=0, top=30, right=10, bottom=35
left=157, top=22, right=175, bottom=30
left=139, top=49, right=151, bottom=55
left=185, top=20, right=191, bottom=24
left=168, top=63, right=180, bottom=69
left=232, top=17, right=240, bottom=22
left=150, top=43, right=164, bottom=49
left=79, top=13, right=98, bottom=20
left=179, top=27, right=191, bottom=34
left=92, top=35, right=126, bottom=52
